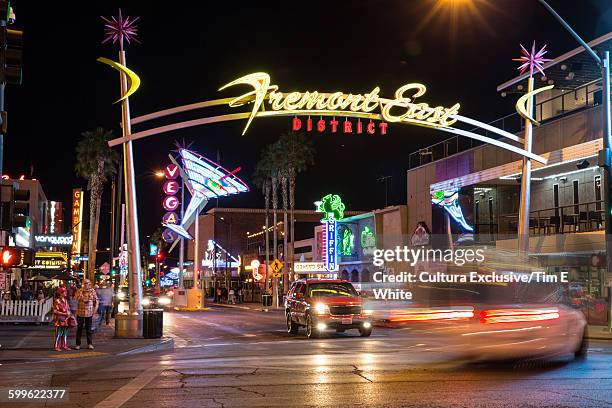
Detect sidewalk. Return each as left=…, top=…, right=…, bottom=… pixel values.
left=587, top=325, right=612, bottom=340
left=0, top=320, right=173, bottom=364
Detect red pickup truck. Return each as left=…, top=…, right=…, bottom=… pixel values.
left=285, top=279, right=372, bottom=339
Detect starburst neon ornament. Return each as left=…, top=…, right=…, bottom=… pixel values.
left=513, top=41, right=552, bottom=77
left=101, top=9, right=140, bottom=49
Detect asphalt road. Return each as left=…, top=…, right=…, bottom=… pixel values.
left=1, top=307, right=612, bottom=408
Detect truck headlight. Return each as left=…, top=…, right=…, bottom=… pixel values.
left=142, top=297, right=151, bottom=306
left=158, top=296, right=171, bottom=305
left=117, top=292, right=126, bottom=300
left=314, top=303, right=329, bottom=315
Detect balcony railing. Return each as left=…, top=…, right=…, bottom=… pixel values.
left=501, top=200, right=605, bottom=235
left=409, top=79, right=605, bottom=170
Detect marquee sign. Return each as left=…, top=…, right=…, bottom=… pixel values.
left=71, top=189, right=83, bottom=257
left=34, top=234, right=74, bottom=248
left=110, top=72, right=547, bottom=166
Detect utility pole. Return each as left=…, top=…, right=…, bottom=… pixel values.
left=377, top=175, right=392, bottom=208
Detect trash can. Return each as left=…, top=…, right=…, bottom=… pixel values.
left=262, top=294, right=272, bottom=307
left=142, top=309, right=163, bottom=339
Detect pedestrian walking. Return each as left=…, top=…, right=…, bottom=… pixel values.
left=228, top=288, right=235, bottom=304
left=10, top=280, right=20, bottom=300
left=215, top=287, right=221, bottom=303
left=96, top=282, right=113, bottom=328
left=74, top=279, right=98, bottom=350
left=52, top=288, right=72, bottom=351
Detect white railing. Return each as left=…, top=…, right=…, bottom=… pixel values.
left=0, top=298, right=53, bottom=323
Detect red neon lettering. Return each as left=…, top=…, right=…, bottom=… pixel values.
left=292, top=117, right=302, bottom=131
left=357, top=120, right=363, bottom=134
left=330, top=120, right=339, bottom=133
left=379, top=122, right=388, bottom=135
left=317, top=119, right=325, bottom=132
left=343, top=120, right=352, bottom=133
left=307, top=118, right=312, bottom=131
left=367, top=122, right=376, bottom=134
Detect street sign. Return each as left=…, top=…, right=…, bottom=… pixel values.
left=100, top=262, right=110, bottom=275
left=270, top=258, right=283, bottom=274
left=0, top=272, right=6, bottom=290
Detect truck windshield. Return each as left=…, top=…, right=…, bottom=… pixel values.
left=308, top=283, right=358, bottom=298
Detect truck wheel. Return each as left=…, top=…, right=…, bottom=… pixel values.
left=359, top=327, right=372, bottom=337
left=306, top=314, right=318, bottom=339
left=286, top=313, right=299, bottom=334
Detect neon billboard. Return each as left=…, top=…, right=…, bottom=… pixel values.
left=431, top=189, right=474, bottom=233
left=162, top=149, right=248, bottom=240
left=315, top=194, right=345, bottom=272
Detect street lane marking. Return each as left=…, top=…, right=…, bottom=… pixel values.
left=95, top=366, right=164, bottom=408
left=49, top=351, right=108, bottom=359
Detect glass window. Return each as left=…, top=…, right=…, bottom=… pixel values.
left=308, top=282, right=358, bottom=298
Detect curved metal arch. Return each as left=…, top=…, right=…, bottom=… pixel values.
left=109, top=102, right=546, bottom=164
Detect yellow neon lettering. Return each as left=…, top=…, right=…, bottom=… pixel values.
left=283, top=92, right=302, bottom=110
left=218, top=72, right=461, bottom=133
left=326, top=92, right=344, bottom=110
left=362, top=87, right=381, bottom=112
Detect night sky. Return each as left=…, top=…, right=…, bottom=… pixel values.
left=4, top=0, right=612, bottom=247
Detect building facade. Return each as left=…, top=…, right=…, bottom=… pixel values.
left=406, top=34, right=612, bottom=325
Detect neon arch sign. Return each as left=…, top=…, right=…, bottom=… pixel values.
left=106, top=70, right=546, bottom=165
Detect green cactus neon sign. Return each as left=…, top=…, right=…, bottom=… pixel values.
left=314, top=194, right=345, bottom=221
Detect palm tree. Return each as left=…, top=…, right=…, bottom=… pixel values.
left=75, top=127, right=119, bottom=281
left=276, top=132, right=315, bottom=284
left=253, top=155, right=272, bottom=295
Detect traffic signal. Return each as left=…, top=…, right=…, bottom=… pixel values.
left=0, top=246, right=33, bottom=267
left=12, top=188, right=29, bottom=228
left=1, top=28, right=22, bottom=85
left=156, top=251, right=164, bottom=262
left=0, top=0, right=22, bottom=86
left=0, top=184, right=28, bottom=231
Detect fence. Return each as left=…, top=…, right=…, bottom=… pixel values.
left=0, top=297, right=53, bottom=323
left=408, top=79, right=605, bottom=170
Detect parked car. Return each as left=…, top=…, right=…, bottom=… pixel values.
left=285, top=279, right=372, bottom=339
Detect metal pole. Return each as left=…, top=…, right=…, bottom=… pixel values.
left=518, top=77, right=535, bottom=254
left=194, top=208, right=201, bottom=306
left=110, top=176, right=116, bottom=289
left=0, top=19, right=6, bottom=179
left=179, top=177, right=185, bottom=289
left=602, top=51, right=612, bottom=332
left=118, top=50, right=143, bottom=322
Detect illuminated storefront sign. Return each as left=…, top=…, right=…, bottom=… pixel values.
left=339, top=226, right=355, bottom=256
left=361, top=225, right=376, bottom=256
left=71, top=189, right=83, bottom=256
left=315, top=194, right=345, bottom=272
left=34, top=234, right=74, bottom=247
left=45, top=201, right=63, bottom=234
left=32, top=251, right=67, bottom=270
left=294, top=261, right=326, bottom=273
left=292, top=117, right=388, bottom=135
left=162, top=163, right=181, bottom=243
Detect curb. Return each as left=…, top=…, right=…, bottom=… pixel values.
left=214, top=303, right=284, bottom=313
left=117, top=337, right=174, bottom=356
